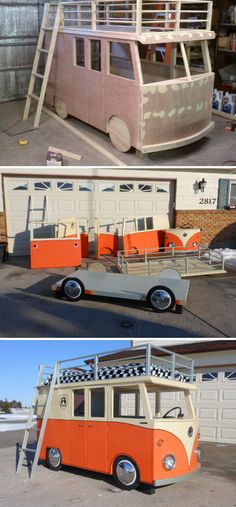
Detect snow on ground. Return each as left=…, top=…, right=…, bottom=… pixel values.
left=0, top=414, right=36, bottom=432
left=211, top=249, right=236, bottom=271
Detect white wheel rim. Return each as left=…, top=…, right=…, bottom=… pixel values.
left=150, top=289, right=172, bottom=310
left=48, top=448, right=61, bottom=468
left=116, top=460, right=137, bottom=486
left=64, top=280, right=82, bottom=299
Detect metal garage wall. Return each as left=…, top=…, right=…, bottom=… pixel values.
left=0, top=0, right=39, bottom=101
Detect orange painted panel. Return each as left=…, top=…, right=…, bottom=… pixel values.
left=164, top=231, right=202, bottom=251
left=96, top=234, right=119, bottom=257
left=30, top=239, right=81, bottom=269
left=38, top=419, right=199, bottom=485
left=123, top=230, right=159, bottom=257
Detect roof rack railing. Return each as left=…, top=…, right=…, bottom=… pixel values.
left=47, top=1, right=213, bottom=35
left=39, top=343, right=194, bottom=386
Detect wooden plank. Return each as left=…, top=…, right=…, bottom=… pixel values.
left=212, top=109, right=236, bottom=121
left=42, top=104, right=127, bottom=166
left=48, top=145, right=82, bottom=161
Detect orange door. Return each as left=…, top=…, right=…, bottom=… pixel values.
left=69, top=422, right=86, bottom=468
left=86, top=422, right=108, bottom=473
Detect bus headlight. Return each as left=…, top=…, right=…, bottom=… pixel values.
left=163, top=454, right=176, bottom=471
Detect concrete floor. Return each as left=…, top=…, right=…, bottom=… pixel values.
left=0, top=434, right=235, bottom=507
left=0, top=100, right=236, bottom=167
left=0, top=256, right=235, bottom=337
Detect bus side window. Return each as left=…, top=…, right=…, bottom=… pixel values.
left=74, top=389, right=85, bottom=416
left=75, top=38, right=85, bottom=67
left=110, top=42, right=134, bottom=80
left=113, top=387, right=145, bottom=418
left=90, top=388, right=105, bottom=417
left=90, top=40, right=101, bottom=71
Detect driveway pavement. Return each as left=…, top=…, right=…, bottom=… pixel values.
left=0, top=257, right=236, bottom=337
left=0, top=434, right=235, bottom=507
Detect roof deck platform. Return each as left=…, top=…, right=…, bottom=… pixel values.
left=40, top=343, right=196, bottom=390
left=47, top=0, right=215, bottom=43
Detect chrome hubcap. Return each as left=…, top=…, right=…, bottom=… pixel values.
left=116, top=460, right=137, bottom=486
left=150, top=289, right=171, bottom=310
left=48, top=448, right=61, bottom=468
left=64, top=280, right=81, bottom=299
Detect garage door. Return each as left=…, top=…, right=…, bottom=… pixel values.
left=4, top=177, right=175, bottom=254
left=161, top=370, right=236, bottom=444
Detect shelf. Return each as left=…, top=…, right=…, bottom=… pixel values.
left=219, top=23, right=236, bottom=29
left=218, top=49, right=236, bottom=55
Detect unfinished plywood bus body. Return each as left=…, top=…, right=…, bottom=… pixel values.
left=34, top=345, right=200, bottom=490
left=44, top=0, right=215, bottom=153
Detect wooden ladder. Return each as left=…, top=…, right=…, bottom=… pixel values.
left=16, top=362, right=59, bottom=479
left=23, top=2, right=62, bottom=129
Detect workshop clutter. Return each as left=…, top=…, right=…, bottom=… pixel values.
left=213, top=88, right=236, bottom=114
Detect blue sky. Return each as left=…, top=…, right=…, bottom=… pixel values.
left=0, top=339, right=131, bottom=406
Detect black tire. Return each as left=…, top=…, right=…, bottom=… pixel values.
left=61, top=277, right=85, bottom=302
left=113, top=456, right=140, bottom=491
left=46, top=447, right=62, bottom=471
left=147, top=285, right=175, bottom=313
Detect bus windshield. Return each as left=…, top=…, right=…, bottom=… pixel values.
left=138, top=41, right=210, bottom=84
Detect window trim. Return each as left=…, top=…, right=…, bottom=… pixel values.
left=74, top=37, right=85, bottom=68
left=73, top=388, right=86, bottom=418
left=228, top=180, right=236, bottom=208
left=89, top=387, right=106, bottom=419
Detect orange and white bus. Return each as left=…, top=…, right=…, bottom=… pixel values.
left=33, top=344, right=201, bottom=491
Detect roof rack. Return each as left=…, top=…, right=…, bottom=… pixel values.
left=46, top=1, right=214, bottom=42
left=41, top=343, right=195, bottom=386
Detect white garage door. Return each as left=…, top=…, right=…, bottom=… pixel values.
left=4, top=177, right=175, bottom=255
left=161, top=370, right=236, bottom=444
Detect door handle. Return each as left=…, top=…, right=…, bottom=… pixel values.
left=88, top=424, right=95, bottom=427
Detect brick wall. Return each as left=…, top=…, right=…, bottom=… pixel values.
left=0, top=212, right=7, bottom=243
left=175, top=210, right=236, bottom=247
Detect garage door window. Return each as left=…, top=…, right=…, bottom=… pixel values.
left=119, top=183, right=134, bottom=192
left=224, top=371, right=236, bottom=380
left=138, top=184, right=152, bottom=192
left=57, top=181, right=73, bottom=191
left=9, top=180, right=28, bottom=191
left=34, top=181, right=51, bottom=191
left=78, top=182, right=93, bottom=191
left=201, top=372, right=218, bottom=381
left=99, top=183, right=115, bottom=192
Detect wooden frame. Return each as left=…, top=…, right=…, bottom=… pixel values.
left=38, top=0, right=216, bottom=153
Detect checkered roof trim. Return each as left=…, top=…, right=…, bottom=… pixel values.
left=44, top=362, right=190, bottom=385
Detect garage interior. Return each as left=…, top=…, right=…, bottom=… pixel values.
left=1, top=0, right=236, bottom=167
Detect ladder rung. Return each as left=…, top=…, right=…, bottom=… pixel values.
left=38, top=48, right=49, bottom=54
left=32, top=72, right=45, bottom=80
left=25, top=426, right=40, bottom=432
left=42, top=26, right=54, bottom=31
left=22, top=447, right=36, bottom=453
left=29, top=93, right=39, bottom=102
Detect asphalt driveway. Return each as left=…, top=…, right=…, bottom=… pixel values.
left=0, top=432, right=235, bottom=507
left=0, top=257, right=236, bottom=337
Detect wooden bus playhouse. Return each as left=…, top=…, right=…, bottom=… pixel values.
left=17, top=344, right=201, bottom=492
left=24, top=0, right=215, bottom=153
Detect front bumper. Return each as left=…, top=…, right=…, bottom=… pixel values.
left=140, top=122, right=215, bottom=154
left=152, top=464, right=201, bottom=487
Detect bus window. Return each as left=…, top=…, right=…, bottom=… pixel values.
left=110, top=42, right=134, bottom=80
left=90, top=40, right=101, bottom=71
left=138, top=41, right=211, bottom=84
left=75, top=38, right=85, bottom=67
left=147, top=387, right=192, bottom=419
left=113, top=386, right=145, bottom=419
left=74, top=389, right=85, bottom=416
left=90, top=387, right=105, bottom=417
